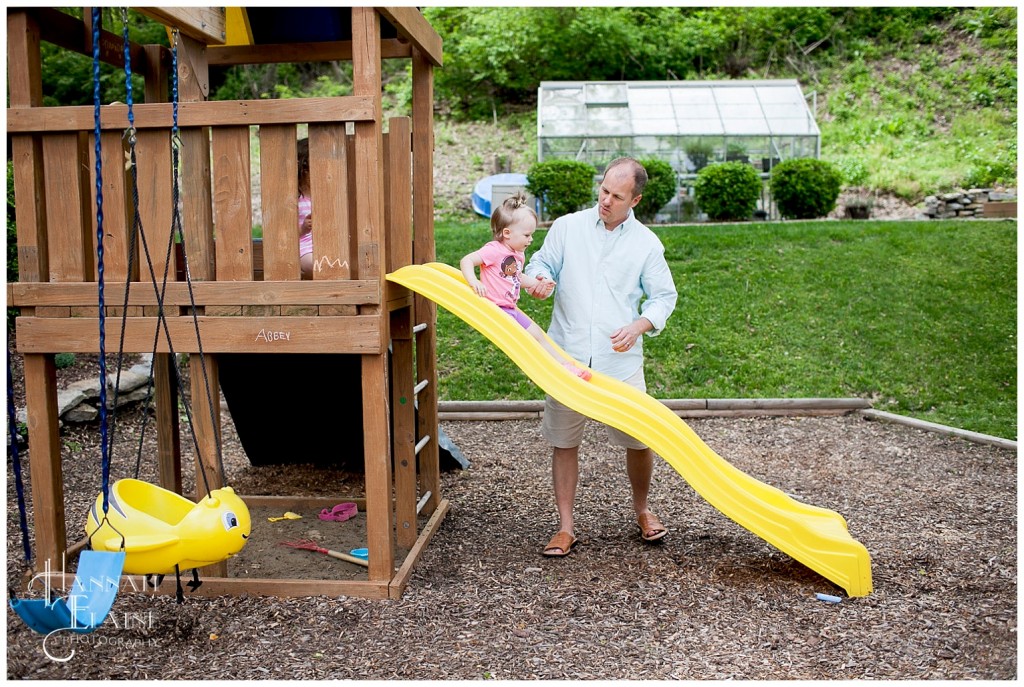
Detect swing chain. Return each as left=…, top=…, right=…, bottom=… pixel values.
left=122, top=129, right=138, bottom=172
left=170, top=30, right=183, bottom=159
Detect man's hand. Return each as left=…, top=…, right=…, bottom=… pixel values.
left=526, top=275, right=555, bottom=299
left=610, top=318, right=653, bottom=352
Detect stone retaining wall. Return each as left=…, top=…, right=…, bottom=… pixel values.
left=917, top=188, right=1017, bottom=219
left=14, top=356, right=156, bottom=427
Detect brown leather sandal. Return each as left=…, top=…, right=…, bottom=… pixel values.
left=542, top=531, right=577, bottom=557
left=637, top=512, right=668, bottom=542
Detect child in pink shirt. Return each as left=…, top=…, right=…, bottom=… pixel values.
left=460, top=192, right=591, bottom=380
left=297, top=138, right=313, bottom=279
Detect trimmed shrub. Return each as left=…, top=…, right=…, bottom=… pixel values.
left=770, top=158, right=843, bottom=219
left=693, top=162, right=763, bottom=221
left=526, top=159, right=596, bottom=221
left=634, top=158, right=677, bottom=223
left=54, top=352, right=77, bottom=369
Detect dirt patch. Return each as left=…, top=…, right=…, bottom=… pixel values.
left=227, top=504, right=418, bottom=581
left=829, top=188, right=920, bottom=220
left=230, top=507, right=371, bottom=581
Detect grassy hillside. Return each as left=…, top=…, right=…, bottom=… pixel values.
left=814, top=10, right=1016, bottom=199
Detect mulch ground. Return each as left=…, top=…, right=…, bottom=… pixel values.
left=5, top=361, right=1017, bottom=680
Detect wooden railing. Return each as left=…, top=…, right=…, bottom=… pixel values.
left=8, top=106, right=415, bottom=357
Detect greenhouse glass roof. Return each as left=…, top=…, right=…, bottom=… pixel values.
left=537, top=80, right=820, bottom=175
left=538, top=79, right=819, bottom=139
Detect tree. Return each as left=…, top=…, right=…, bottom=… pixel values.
left=41, top=9, right=168, bottom=106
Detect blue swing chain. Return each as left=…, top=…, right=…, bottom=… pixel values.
left=93, top=7, right=112, bottom=517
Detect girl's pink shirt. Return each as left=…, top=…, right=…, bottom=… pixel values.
left=298, top=196, right=313, bottom=256
left=477, top=240, right=524, bottom=309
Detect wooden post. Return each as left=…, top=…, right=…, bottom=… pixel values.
left=386, top=117, right=417, bottom=548
left=131, top=123, right=177, bottom=535
left=8, top=10, right=48, bottom=284
left=411, top=45, right=440, bottom=515
left=9, top=12, right=63, bottom=569
left=391, top=313, right=417, bottom=549
left=191, top=353, right=225, bottom=577
left=23, top=354, right=64, bottom=568
left=141, top=41, right=183, bottom=494
left=174, top=33, right=221, bottom=506
left=353, top=7, right=395, bottom=583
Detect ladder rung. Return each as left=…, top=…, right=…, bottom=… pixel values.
left=413, top=379, right=429, bottom=395
left=414, top=435, right=431, bottom=454
left=416, top=491, right=432, bottom=514
left=412, top=322, right=427, bottom=334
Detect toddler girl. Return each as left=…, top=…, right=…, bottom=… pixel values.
left=460, top=192, right=591, bottom=380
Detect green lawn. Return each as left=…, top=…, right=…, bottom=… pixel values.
left=432, top=218, right=1017, bottom=440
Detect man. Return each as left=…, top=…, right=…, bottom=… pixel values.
left=524, top=157, right=678, bottom=557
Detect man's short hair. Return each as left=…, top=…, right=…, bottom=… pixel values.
left=605, top=157, right=648, bottom=198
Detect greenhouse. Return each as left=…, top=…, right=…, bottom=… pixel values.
left=537, top=79, right=820, bottom=177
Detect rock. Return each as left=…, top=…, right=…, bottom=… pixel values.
left=57, top=388, right=88, bottom=416
left=109, top=384, right=150, bottom=409
left=16, top=356, right=156, bottom=429
left=110, top=369, right=150, bottom=394
left=66, top=378, right=102, bottom=396
left=64, top=403, right=99, bottom=422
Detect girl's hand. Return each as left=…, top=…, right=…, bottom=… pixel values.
left=471, top=280, right=487, bottom=297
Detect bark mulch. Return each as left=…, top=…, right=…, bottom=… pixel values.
left=5, top=384, right=1017, bottom=679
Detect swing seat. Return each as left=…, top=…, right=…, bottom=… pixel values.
left=86, top=479, right=251, bottom=575
left=10, top=550, right=125, bottom=635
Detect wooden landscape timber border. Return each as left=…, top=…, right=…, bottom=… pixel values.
left=437, top=398, right=1017, bottom=450
left=858, top=409, right=1016, bottom=450
left=437, top=397, right=870, bottom=421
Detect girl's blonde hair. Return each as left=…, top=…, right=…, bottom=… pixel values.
left=490, top=191, right=537, bottom=239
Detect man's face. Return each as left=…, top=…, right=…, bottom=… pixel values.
left=598, top=165, right=641, bottom=230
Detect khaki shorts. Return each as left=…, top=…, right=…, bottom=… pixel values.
left=541, top=366, right=647, bottom=450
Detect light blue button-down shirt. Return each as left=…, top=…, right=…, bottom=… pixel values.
left=525, top=205, right=678, bottom=380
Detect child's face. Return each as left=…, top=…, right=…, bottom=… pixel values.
left=502, top=211, right=537, bottom=252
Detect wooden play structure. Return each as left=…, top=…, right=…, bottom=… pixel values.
left=7, top=7, right=446, bottom=599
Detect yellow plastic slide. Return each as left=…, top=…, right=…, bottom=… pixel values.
left=388, top=262, right=872, bottom=597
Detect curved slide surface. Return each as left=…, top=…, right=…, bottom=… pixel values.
left=388, top=262, right=872, bottom=597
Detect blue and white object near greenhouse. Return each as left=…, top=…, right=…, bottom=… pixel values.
left=471, top=173, right=534, bottom=218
